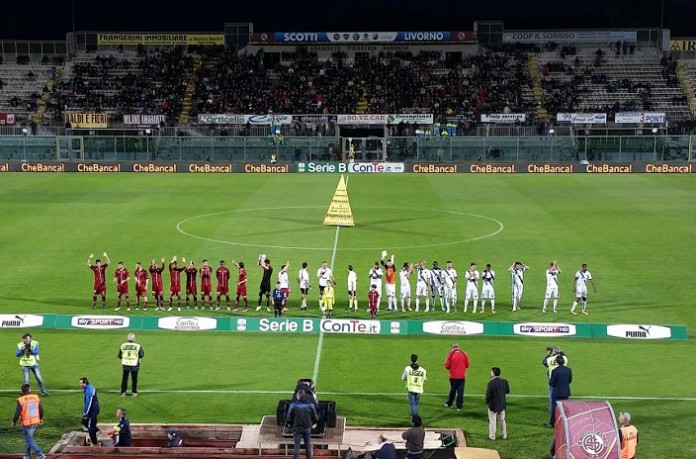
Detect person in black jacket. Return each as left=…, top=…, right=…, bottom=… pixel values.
left=286, top=390, right=318, bottom=459
left=548, top=356, right=572, bottom=427
left=485, top=367, right=510, bottom=440
left=166, top=429, right=184, bottom=447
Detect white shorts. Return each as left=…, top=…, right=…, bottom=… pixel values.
left=385, top=283, right=396, bottom=297
left=400, top=284, right=411, bottom=298
left=575, top=287, right=588, bottom=298
left=481, top=285, right=495, bottom=299
left=513, top=283, right=524, bottom=299
left=431, top=284, right=443, bottom=296
left=416, top=283, right=428, bottom=297
left=465, top=285, right=479, bottom=300
left=545, top=287, right=559, bottom=299
left=445, top=286, right=456, bottom=299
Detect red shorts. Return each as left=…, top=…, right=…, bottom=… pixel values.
left=282, top=288, right=290, bottom=299
left=117, top=284, right=128, bottom=295
left=93, top=283, right=106, bottom=295
left=217, top=285, right=229, bottom=295
left=186, top=284, right=197, bottom=295
left=136, top=285, right=147, bottom=297
left=369, top=304, right=378, bottom=313
left=201, top=283, right=212, bottom=295
left=170, top=284, right=181, bottom=294
left=152, top=284, right=163, bottom=295
left=236, top=285, right=247, bottom=296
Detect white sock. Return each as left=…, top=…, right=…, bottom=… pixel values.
left=473, top=299, right=478, bottom=312
left=571, top=301, right=578, bottom=312
left=553, top=299, right=558, bottom=312
left=582, top=301, right=587, bottom=312
left=415, top=298, right=420, bottom=311
left=491, top=299, right=495, bottom=311
left=543, top=299, right=548, bottom=311
left=464, top=299, right=469, bottom=312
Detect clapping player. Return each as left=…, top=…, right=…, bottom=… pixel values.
left=199, top=260, right=213, bottom=310
left=184, top=259, right=198, bottom=309
left=168, top=257, right=186, bottom=311
left=149, top=258, right=165, bottom=310
left=543, top=261, right=561, bottom=313
left=216, top=260, right=231, bottom=311
left=133, top=262, right=149, bottom=310
left=114, top=261, right=130, bottom=311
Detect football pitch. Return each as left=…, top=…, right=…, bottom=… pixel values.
left=0, top=173, right=695, bottom=459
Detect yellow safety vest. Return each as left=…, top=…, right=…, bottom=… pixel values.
left=120, top=342, right=141, bottom=367
left=405, top=367, right=426, bottom=393
left=620, top=425, right=638, bottom=459
left=18, top=340, right=39, bottom=367
left=547, top=354, right=568, bottom=379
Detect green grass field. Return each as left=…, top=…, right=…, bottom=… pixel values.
left=0, top=173, right=695, bottom=459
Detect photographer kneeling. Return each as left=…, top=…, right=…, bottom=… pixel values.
left=542, top=346, right=568, bottom=427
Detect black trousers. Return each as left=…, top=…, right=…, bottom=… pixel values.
left=82, top=412, right=99, bottom=445
left=121, top=368, right=139, bottom=394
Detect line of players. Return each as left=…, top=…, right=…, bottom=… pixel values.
left=88, top=252, right=597, bottom=315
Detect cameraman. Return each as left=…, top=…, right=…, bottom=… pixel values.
left=542, top=346, right=567, bottom=426
left=15, top=333, right=48, bottom=396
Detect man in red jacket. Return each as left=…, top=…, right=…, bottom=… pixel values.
left=443, top=342, right=470, bottom=411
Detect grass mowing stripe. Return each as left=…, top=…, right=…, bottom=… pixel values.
left=2, top=389, right=693, bottom=401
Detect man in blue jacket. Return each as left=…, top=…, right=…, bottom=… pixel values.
left=548, top=356, right=572, bottom=427
left=80, top=377, right=100, bottom=445
left=286, top=390, right=318, bottom=459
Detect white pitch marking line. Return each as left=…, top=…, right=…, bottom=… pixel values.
left=4, top=389, right=694, bottom=401
left=312, top=177, right=349, bottom=384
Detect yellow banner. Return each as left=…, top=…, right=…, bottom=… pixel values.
left=670, top=39, right=696, bottom=52
left=323, top=174, right=355, bottom=227
left=97, top=33, right=224, bottom=46
left=65, top=113, right=108, bottom=129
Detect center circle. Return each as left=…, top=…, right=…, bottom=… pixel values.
left=176, top=206, right=503, bottom=251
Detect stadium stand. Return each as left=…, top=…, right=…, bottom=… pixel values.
left=539, top=45, right=691, bottom=122
left=0, top=62, right=60, bottom=128
left=188, top=46, right=536, bottom=126
left=48, top=48, right=194, bottom=126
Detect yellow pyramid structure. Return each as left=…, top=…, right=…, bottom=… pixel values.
left=322, top=174, right=355, bottom=227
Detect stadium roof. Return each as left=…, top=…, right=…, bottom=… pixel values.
left=1, top=0, right=693, bottom=40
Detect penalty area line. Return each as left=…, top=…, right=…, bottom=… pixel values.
left=1, top=389, right=693, bottom=401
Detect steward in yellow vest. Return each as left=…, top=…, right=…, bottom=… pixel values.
left=118, top=333, right=144, bottom=396
left=401, top=354, right=427, bottom=416
left=16, top=333, right=48, bottom=396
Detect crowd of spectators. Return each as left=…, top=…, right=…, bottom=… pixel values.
left=49, top=48, right=193, bottom=125
left=188, top=46, right=536, bottom=128
left=540, top=44, right=688, bottom=120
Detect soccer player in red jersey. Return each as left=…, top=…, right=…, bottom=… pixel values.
left=200, top=259, right=213, bottom=310
left=113, top=261, right=130, bottom=311
left=232, top=260, right=248, bottom=312
left=216, top=260, right=231, bottom=311
left=149, top=258, right=165, bottom=310
left=184, top=260, right=198, bottom=309
left=168, top=257, right=186, bottom=311
left=133, top=262, right=149, bottom=310
left=88, top=252, right=110, bottom=310
left=368, top=284, right=380, bottom=319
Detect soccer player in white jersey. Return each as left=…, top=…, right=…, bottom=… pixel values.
left=297, top=262, right=310, bottom=310
left=443, top=261, right=458, bottom=313
left=480, top=264, right=496, bottom=313
left=571, top=263, right=596, bottom=315
left=278, top=261, right=290, bottom=310
left=414, top=261, right=431, bottom=312
left=367, top=261, right=383, bottom=310
left=399, top=262, right=413, bottom=312
left=316, top=261, right=334, bottom=308
left=508, top=261, right=529, bottom=311
left=430, top=261, right=445, bottom=311
left=542, top=261, right=561, bottom=313
left=347, top=264, right=358, bottom=311
left=463, top=263, right=480, bottom=313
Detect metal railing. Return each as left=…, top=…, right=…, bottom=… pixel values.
left=0, top=135, right=691, bottom=162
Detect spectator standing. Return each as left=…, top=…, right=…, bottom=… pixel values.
left=485, top=367, right=510, bottom=441
left=548, top=356, right=572, bottom=427
left=12, top=384, right=46, bottom=459
left=401, top=415, right=426, bottom=459
left=443, top=343, right=470, bottom=411
left=79, top=376, right=100, bottom=446
left=619, top=412, right=638, bottom=459
left=15, top=333, right=48, bottom=396
left=401, top=353, right=427, bottom=417
left=286, top=390, right=319, bottom=459
left=118, top=333, right=144, bottom=397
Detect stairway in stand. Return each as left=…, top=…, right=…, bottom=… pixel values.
left=676, top=64, right=696, bottom=117
left=527, top=53, right=549, bottom=122
left=179, top=55, right=202, bottom=124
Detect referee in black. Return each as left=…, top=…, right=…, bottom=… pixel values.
left=257, top=257, right=273, bottom=311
